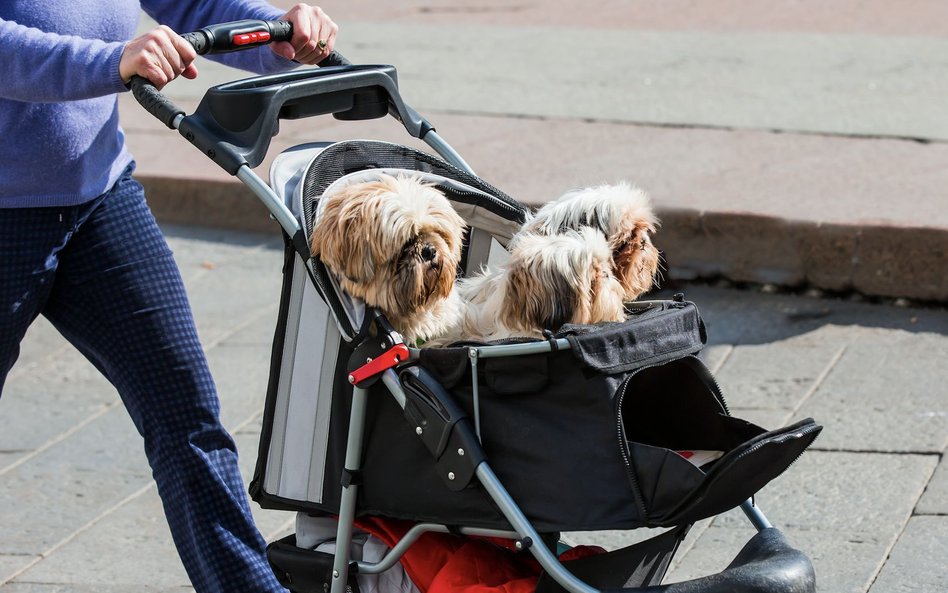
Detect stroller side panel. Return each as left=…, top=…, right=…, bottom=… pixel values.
left=260, top=253, right=342, bottom=503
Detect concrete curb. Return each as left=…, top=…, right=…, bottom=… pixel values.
left=659, top=209, right=948, bottom=302
left=142, top=176, right=948, bottom=303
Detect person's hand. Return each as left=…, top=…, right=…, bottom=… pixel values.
left=119, top=26, right=198, bottom=88
left=271, top=4, right=338, bottom=64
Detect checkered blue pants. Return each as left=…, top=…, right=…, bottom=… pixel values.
left=0, top=166, right=287, bottom=593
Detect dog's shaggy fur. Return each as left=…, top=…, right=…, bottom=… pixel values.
left=429, top=227, right=627, bottom=344
left=309, top=173, right=466, bottom=343
left=523, top=182, right=661, bottom=301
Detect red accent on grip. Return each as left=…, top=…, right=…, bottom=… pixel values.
left=233, top=31, right=271, bottom=46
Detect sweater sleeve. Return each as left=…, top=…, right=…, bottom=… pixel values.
left=141, top=0, right=298, bottom=74
left=0, top=17, right=127, bottom=102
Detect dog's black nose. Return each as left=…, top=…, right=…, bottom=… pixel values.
left=420, top=244, right=437, bottom=262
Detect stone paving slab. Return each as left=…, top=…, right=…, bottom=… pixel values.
left=154, top=11, right=948, bottom=142
left=576, top=449, right=939, bottom=593
left=915, top=457, right=948, bottom=516
left=0, top=348, right=117, bottom=469
left=10, top=488, right=189, bottom=590
left=0, top=405, right=151, bottom=557
left=868, top=516, right=948, bottom=593
left=7, top=429, right=287, bottom=593
left=792, top=336, right=948, bottom=453
left=683, top=448, right=937, bottom=592
left=304, top=24, right=948, bottom=142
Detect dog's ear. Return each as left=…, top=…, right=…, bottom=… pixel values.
left=310, top=186, right=382, bottom=283
left=502, top=252, right=577, bottom=334
left=612, top=220, right=660, bottom=300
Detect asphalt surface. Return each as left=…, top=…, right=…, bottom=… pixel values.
left=1, top=2, right=947, bottom=591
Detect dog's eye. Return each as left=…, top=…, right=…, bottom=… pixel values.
left=614, top=238, right=633, bottom=254
left=397, top=240, right=415, bottom=260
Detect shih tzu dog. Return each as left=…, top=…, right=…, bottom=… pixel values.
left=522, top=182, right=661, bottom=301
left=429, top=227, right=627, bottom=345
left=309, top=173, right=467, bottom=343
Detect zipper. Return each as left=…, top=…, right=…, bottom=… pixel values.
left=614, top=356, right=723, bottom=523
left=438, top=183, right=525, bottom=219
left=682, top=355, right=730, bottom=416
left=615, top=366, right=662, bottom=522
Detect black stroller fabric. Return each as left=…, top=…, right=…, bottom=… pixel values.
left=254, top=293, right=821, bottom=532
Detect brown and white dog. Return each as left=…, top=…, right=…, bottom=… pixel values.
left=428, top=227, right=627, bottom=345
left=522, top=182, right=661, bottom=302
left=309, top=173, right=466, bottom=343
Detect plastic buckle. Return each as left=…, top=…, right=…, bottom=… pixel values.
left=348, top=343, right=410, bottom=387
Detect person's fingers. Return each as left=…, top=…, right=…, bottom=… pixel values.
left=290, top=5, right=314, bottom=57
left=272, top=5, right=339, bottom=64
left=270, top=40, right=295, bottom=60
left=309, top=10, right=338, bottom=61
left=120, top=25, right=198, bottom=88
left=322, top=24, right=338, bottom=55
left=167, top=27, right=198, bottom=73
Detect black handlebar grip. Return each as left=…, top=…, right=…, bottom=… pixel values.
left=181, top=30, right=210, bottom=54
left=266, top=20, right=293, bottom=43
left=129, top=75, right=184, bottom=129
left=318, top=51, right=351, bottom=67
left=184, top=19, right=294, bottom=54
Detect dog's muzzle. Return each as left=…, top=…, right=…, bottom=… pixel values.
left=420, top=244, right=437, bottom=262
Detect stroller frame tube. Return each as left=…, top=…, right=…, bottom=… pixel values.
left=330, top=383, right=371, bottom=593
left=356, top=523, right=519, bottom=575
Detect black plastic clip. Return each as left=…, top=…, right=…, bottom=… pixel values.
left=514, top=536, right=533, bottom=551
left=341, top=468, right=362, bottom=488
left=542, top=329, right=560, bottom=352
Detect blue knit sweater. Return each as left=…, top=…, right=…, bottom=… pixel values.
left=0, top=0, right=294, bottom=208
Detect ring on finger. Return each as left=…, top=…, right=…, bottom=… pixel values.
left=317, top=39, right=328, bottom=50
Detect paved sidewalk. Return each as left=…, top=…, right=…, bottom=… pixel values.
left=122, top=0, right=948, bottom=301
left=0, top=226, right=944, bottom=592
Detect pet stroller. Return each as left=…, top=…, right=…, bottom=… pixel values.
left=133, top=20, right=823, bottom=593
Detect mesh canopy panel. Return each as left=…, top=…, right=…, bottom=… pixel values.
left=300, top=140, right=528, bottom=240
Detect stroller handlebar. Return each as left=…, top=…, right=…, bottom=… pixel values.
left=131, top=19, right=351, bottom=128
left=132, top=19, right=435, bottom=177
left=182, top=19, right=294, bottom=55
left=180, top=19, right=350, bottom=67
